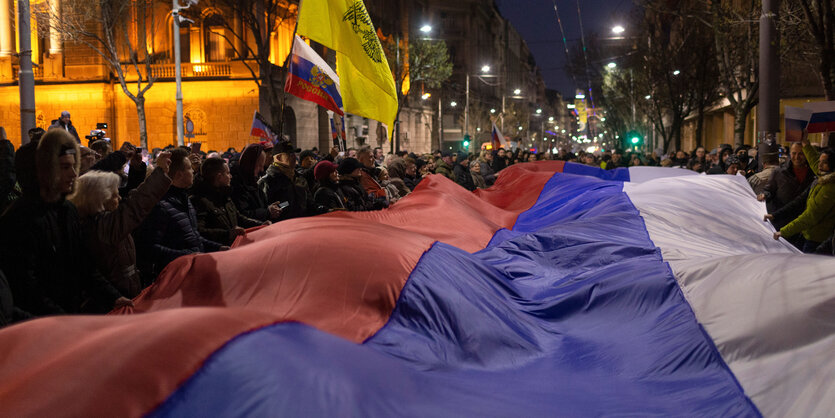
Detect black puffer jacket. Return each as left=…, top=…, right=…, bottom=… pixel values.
left=192, top=182, right=262, bottom=246
left=0, top=196, right=122, bottom=315
left=135, top=186, right=224, bottom=279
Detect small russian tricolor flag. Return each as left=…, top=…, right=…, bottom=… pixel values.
left=284, top=35, right=344, bottom=116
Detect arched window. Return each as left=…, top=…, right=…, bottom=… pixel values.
left=204, top=14, right=227, bottom=62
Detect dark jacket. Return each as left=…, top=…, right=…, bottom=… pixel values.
left=80, top=168, right=171, bottom=297
left=480, top=160, right=497, bottom=186
left=89, top=151, right=148, bottom=197
left=0, top=139, right=19, bottom=216
left=434, top=159, right=453, bottom=179
left=0, top=196, right=121, bottom=315
left=49, top=120, right=81, bottom=143
left=403, top=174, right=421, bottom=191
left=762, top=161, right=816, bottom=213
left=258, top=164, right=313, bottom=221
left=0, top=269, right=32, bottom=328
left=313, top=180, right=347, bottom=214
left=338, top=177, right=386, bottom=211
left=230, top=165, right=270, bottom=222
left=135, top=186, right=224, bottom=279
left=491, top=152, right=507, bottom=173
left=192, top=182, right=262, bottom=246
left=454, top=163, right=476, bottom=191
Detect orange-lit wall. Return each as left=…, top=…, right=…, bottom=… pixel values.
left=0, top=80, right=264, bottom=151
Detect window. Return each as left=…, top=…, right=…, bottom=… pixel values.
left=204, top=14, right=227, bottom=62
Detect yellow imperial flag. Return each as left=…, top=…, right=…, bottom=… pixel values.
left=297, top=0, right=398, bottom=129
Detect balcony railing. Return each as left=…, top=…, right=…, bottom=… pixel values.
left=11, top=65, right=44, bottom=79
left=120, top=62, right=233, bottom=80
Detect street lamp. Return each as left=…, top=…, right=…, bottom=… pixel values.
left=490, top=108, right=496, bottom=114
left=612, top=25, right=625, bottom=34
left=450, top=101, right=457, bottom=107
left=481, top=65, right=490, bottom=73
left=420, top=25, right=432, bottom=33
left=607, top=62, right=617, bottom=69
left=172, top=0, right=199, bottom=146
left=421, top=92, right=431, bottom=100
left=673, top=70, right=681, bottom=76
left=513, top=88, right=522, bottom=95
left=536, top=108, right=542, bottom=114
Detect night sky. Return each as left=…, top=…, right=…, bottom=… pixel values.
left=496, top=0, right=635, bottom=97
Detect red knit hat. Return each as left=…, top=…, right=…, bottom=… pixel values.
left=314, top=160, right=338, bottom=181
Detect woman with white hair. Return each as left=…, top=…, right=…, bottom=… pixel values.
left=71, top=152, right=172, bottom=298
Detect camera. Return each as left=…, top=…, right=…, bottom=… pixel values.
left=85, top=122, right=110, bottom=144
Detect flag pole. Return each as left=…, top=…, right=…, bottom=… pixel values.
left=278, top=0, right=302, bottom=144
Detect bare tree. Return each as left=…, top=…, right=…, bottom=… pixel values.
left=194, top=0, right=296, bottom=132
left=798, top=0, right=835, bottom=100
left=38, top=0, right=158, bottom=147
left=381, top=35, right=453, bottom=152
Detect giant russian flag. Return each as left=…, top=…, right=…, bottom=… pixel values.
left=1, top=162, right=834, bottom=416
left=284, top=35, right=344, bottom=116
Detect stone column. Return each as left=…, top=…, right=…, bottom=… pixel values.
left=0, top=0, right=13, bottom=57
left=47, top=0, right=61, bottom=55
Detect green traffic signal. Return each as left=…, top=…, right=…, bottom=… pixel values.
left=463, top=140, right=470, bottom=148
left=630, top=137, right=640, bottom=144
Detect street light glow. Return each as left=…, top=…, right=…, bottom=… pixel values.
left=518, top=126, right=523, bottom=131
left=612, top=25, right=625, bottom=34
left=450, top=101, right=457, bottom=107
left=513, top=88, right=522, bottom=95
left=490, top=108, right=496, bottom=114
left=421, top=92, right=431, bottom=100
left=420, top=25, right=432, bottom=33
left=536, top=108, right=542, bottom=114
left=673, top=70, right=681, bottom=76
left=607, top=62, right=617, bottom=69
left=567, top=104, right=576, bottom=109
left=645, top=95, right=652, bottom=100
left=575, top=94, right=585, bottom=99
left=481, top=65, right=491, bottom=73
left=548, top=116, right=554, bottom=122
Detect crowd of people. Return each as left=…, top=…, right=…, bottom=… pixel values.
left=0, top=118, right=832, bottom=327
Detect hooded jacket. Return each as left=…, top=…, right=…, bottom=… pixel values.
left=780, top=145, right=835, bottom=243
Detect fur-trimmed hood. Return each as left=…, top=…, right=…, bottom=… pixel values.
left=818, top=172, right=835, bottom=185
left=36, top=128, right=80, bottom=197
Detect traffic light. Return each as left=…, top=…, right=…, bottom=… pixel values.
left=625, top=130, right=642, bottom=148
left=463, top=134, right=471, bottom=150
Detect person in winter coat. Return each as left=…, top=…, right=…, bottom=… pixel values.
left=471, top=160, right=487, bottom=189
left=71, top=152, right=172, bottom=297
left=491, top=148, right=508, bottom=173
left=0, top=129, right=131, bottom=315
left=48, top=111, right=81, bottom=143
left=313, top=161, right=347, bottom=213
left=453, top=152, right=476, bottom=191
left=479, top=149, right=497, bottom=186
left=337, top=158, right=386, bottom=211
left=135, top=148, right=226, bottom=281
left=193, top=157, right=266, bottom=247
left=434, top=151, right=454, bottom=179
left=687, top=147, right=708, bottom=173
left=259, top=141, right=313, bottom=221
left=770, top=132, right=835, bottom=253
left=385, top=158, right=411, bottom=199
left=758, top=142, right=815, bottom=213
left=231, top=143, right=281, bottom=222
left=748, top=152, right=779, bottom=196
left=357, top=147, right=388, bottom=199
